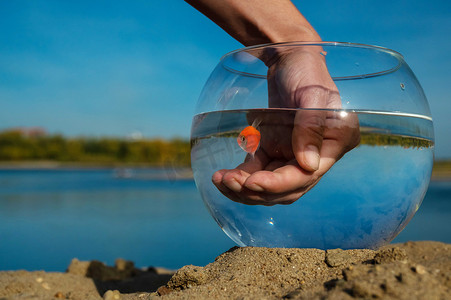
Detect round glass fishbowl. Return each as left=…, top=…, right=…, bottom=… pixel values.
left=190, top=42, right=434, bottom=249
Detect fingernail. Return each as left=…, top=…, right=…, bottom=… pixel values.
left=246, top=183, right=265, bottom=192
left=224, top=178, right=242, bottom=192
left=304, top=145, right=320, bottom=171
left=211, top=172, right=222, bottom=184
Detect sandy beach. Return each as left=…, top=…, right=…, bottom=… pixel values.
left=0, top=241, right=450, bottom=300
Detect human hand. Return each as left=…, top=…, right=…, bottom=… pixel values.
left=212, top=47, right=361, bottom=205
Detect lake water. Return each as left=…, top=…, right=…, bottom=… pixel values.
left=0, top=168, right=450, bottom=271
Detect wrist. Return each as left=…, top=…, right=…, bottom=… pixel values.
left=256, top=41, right=324, bottom=69
left=266, top=25, right=321, bottom=44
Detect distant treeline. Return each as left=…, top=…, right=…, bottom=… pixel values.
left=0, top=129, right=439, bottom=167
left=359, top=132, right=433, bottom=149
left=0, top=130, right=190, bottom=166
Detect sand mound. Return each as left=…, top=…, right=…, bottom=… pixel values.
left=0, top=241, right=450, bottom=300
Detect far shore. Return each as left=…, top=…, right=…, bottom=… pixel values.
left=0, top=160, right=191, bottom=170
left=1, top=160, right=450, bottom=182
left=431, top=160, right=451, bottom=181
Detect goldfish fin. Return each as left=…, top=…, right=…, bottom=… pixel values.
left=251, top=117, right=262, bottom=129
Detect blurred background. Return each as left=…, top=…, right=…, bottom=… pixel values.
left=0, top=0, right=450, bottom=271
left=0, top=0, right=450, bottom=154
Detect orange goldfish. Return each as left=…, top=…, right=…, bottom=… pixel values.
left=237, top=120, right=261, bottom=156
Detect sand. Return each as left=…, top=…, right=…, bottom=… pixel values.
left=0, top=241, right=450, bottom=300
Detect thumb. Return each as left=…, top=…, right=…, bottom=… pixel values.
left=292, top=110, right=327, bottom=172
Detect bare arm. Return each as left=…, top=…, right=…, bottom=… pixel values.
left=185, top=0, right=321, bottom=46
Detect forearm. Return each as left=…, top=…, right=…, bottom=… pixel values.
left=185, top=0, right=321, bottom=46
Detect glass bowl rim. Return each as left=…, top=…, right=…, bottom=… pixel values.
left=220, top=41, right=405, bottom=80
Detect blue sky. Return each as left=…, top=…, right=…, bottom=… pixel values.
left=0, top=0, right=450, bottom=158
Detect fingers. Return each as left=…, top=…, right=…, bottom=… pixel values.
left=292, top=109, right=326, bottom=172
left=290, top=78, right=342, bottom=171
left=211, top=159, right=320, bottom=206
left=243, top=160, right=316, bottom=193
left=211, top=149, right=270, bottom=194
left=212, top=168, right=249, bottom=193
left=324, top=111, right=361, bottom=153
left=212, top=168, right=311, bottom=206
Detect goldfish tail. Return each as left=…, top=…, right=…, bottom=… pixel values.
left=249, top=145, right=260, bottom=160
left=246, top=152, right=256, bottom=161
